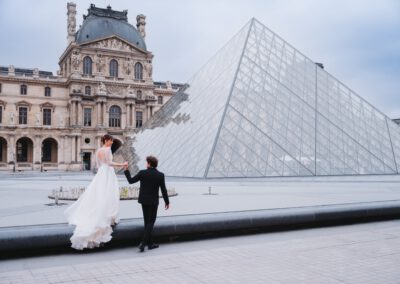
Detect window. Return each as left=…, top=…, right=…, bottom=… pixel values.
left=44, top=87, right=51, bottom=97
left=0, top=83, right=2, bottom=93
left=85, top=86, right=91, bottom=96
left=136, top=111, right=143, bottom=128
left=134, top=62, right=143, bottom=80
left=0, top=106, right=2, bottom=124
left=158, top=96, right=163, bottom=105
left=84, top=108, right=92, bottom=127
left=43, top=109, right=51, bottom=126
left=109, top=105, right=121, bottom=127
left=19, top=107, right=28, bottom=124
left=20, top=84, right=27, bottom=95
left=83, top=56, right=92, bottom=75
left=137, top=90, right=142, bottom=100
left=109, top=59, right=118, bottom=77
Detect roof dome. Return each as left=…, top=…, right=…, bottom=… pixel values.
left=75, top=5, right=147, bottom=51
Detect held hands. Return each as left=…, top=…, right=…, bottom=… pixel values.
left=123, top=162, right=128, bottom=170
left=165, top=204, right=170, bottom=210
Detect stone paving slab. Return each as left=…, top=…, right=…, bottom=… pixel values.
left=1, top=220, right=400, bottom=283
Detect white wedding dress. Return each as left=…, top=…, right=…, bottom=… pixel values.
left=64, top=147, right=120, bottom=250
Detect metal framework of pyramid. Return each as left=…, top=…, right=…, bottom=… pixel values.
left=129, top=18, right=400, bottom=178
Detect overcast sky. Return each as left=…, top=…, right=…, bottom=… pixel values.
left=0, top=0, right=399, bottom=117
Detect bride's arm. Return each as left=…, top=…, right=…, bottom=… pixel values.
left=105, top=149, right=127, bottom=168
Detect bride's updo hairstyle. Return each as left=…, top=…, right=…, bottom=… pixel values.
left=101, top=134, right=113, bottom=144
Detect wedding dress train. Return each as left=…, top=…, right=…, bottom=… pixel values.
left=64, top=147, right=120, bottom=250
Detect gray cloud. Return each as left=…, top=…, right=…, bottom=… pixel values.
left=0, top=0, right=399, bottom=117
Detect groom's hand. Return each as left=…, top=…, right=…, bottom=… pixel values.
left=165, top=204, right=169, bottom=210
left=124, top=164, right=129, bottom=171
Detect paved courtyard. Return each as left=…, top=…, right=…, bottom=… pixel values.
left=1, top=172, right=400, bottom=227
left=1, top=219, right=400, bottom=283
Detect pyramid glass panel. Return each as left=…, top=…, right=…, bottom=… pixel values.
left=130, top=22, right=251, bottom=177
left=129, top=18, right=400, bottom=178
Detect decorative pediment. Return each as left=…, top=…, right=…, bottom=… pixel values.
left=15, top=100, right=32, bottom=110
left=39, top=102, right=56, bottom=112
left=81, top=36, right=147, bottom=55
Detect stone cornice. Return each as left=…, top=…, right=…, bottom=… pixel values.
left=0, top=75, right=66, bottom=86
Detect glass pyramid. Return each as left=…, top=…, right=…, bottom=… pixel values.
left=129, top=18, right=400, bottom=178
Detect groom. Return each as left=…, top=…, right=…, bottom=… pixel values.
left=124, top=156, right=170, bottom=252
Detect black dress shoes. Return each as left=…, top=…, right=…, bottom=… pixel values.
left=138, top=243, right=145, bottom=252
left=148, top=244, right=159, bottom=250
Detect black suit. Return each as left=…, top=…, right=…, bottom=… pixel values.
left=124, top=168, right=169, bottom=246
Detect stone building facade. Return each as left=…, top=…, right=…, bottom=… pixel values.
left=0, top=3, right=182, bottom=171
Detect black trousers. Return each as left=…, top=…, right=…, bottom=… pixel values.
left=141, top=204, right=158, bottom=245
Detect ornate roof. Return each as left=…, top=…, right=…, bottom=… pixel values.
left=75, top=4, right=147, bottom=51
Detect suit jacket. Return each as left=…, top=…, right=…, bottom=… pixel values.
left=124, top=168, right=170, bottom=206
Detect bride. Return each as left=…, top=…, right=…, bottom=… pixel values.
left=65, top=134, right=127, bottom=250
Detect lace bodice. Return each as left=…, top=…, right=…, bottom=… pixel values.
left=95, top=147, right=116, bottom=168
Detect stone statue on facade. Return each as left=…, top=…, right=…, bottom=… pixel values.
left=9, top=111, right=15, bottom=125
left=96, top=54, right=105, bottom=72
left=144, top=61, right=152, bottom=78
left=126, top=85, right=136, bottom=98
left=71, top=51, right=80, bottom=70
left=58, top=113, right=65, bottom=127
left=35, top=112, right=41, bottom=126
left=166, top=81, right=172, bottom=89
left=8, top=65, right=15, bottom=75
left=124, top=58, right=134, bottom=75
left=98, top=82, right=107, bottom=95
left=33, top=68, right=39, bottom=78
left=136, top=14, right=146, bottom=38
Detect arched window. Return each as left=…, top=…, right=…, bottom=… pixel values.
left=44, top=87, right=51, bottom=97
left=85, top=86, right=91, bottom=96
left=109, top=59, right=118, bottom=77
left=134, top=62, right=143, bottom=80
left=137, top=90, right=142, bottom=100
left=109, top=105, right=121, bottom=127
left=83, top=56, right=92, bottom=75
left=20, top=84, right=27, bottom=95
left=158, top=96, right=163, bottom=104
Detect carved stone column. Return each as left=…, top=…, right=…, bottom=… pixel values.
left=77, top=136, right=82, bottom=163
left=103, top=103, right=107, bottom=127
left=126, top=103, right=131, bottom=127
left=96, top=102, right=102, bottom=126
left=71, top=136, right=76, bottom=162
left=34, top=135, right=42, bottom=164
left=77, top=102, right=82, bottom=126
left=7, top=135, right=15, bottom=164
left=59, top=136, right=64, bottom=164
left=70, top=101, right=76, bottom=126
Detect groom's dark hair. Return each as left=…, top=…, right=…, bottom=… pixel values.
left=146, top=156, right=158, bottom=168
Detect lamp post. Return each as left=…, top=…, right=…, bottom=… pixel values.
left=12, top=152, right=15, bottom=173
left=40, top=143, right=43, bottom=172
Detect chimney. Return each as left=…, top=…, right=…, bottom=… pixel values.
left=67, top=2, right=77, bottom=44
left=136, top=14, right=146, bottom=39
